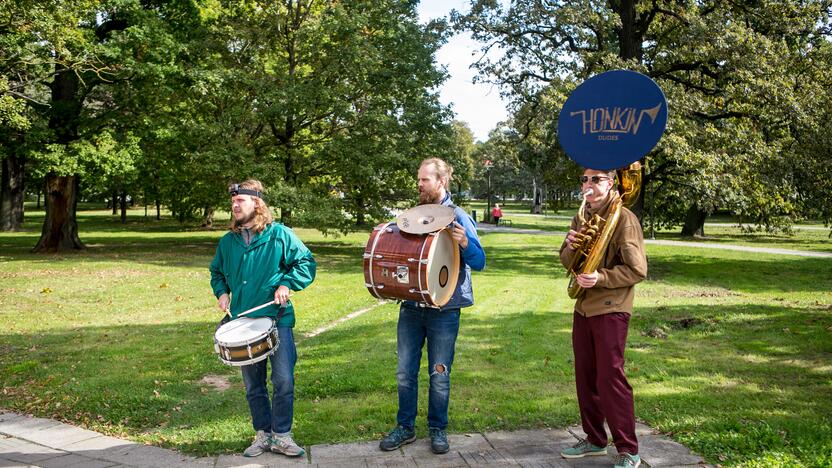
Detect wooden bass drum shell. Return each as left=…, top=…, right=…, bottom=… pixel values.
left=363, top=222, right=460, bottom=307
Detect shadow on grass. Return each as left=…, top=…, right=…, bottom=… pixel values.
left=646, top=253, right=832, bottom=293
left=2, top=297, right=830, bottom=465
left=628, top=302, right=832, bottom=466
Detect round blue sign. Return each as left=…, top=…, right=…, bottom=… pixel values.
left=557, top=70, right=667, bottom=171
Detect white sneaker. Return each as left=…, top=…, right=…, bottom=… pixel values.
left=271, top=434, right=305, bottom=457
left=243, top=430, right=271, bottom=457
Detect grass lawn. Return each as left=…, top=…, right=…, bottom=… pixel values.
left=1, top=207, right=831, bottom=467
left=467, top=201, right=832, bottom=253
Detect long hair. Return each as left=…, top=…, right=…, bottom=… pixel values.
left=420, top=157, right=454, bottom=189
left=229, top=179, right=273, bottom=234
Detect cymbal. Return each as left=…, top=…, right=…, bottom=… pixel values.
left=396, top=204, right=455, bottom=234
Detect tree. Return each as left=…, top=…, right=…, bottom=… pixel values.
left=454, top=0, right=832, bottom=235
left=448, top=120, right=476, bottom=198
left=203, top=0, right=451, bottom=229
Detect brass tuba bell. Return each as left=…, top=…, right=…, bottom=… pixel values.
left=565, top=162, right=642, bottom=298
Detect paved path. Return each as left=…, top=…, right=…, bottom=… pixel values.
left=503, top=213, right=830, bottom=231
left=477, top=225, right=832, bottom=258
left=0, top=411, right=707, bottom=467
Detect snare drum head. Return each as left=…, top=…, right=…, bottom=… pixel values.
left=215, top=317, right=275, bottom=347
left=426, top=229, right=460, bottom=306
left=397, top=204, right=456, bottom=234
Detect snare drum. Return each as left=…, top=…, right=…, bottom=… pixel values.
left=363, top=222, right=460, bottom=307
left=214, top=317, right=278, bottom=366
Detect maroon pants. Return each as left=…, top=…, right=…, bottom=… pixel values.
left=572, top=311, right=638, bottom=455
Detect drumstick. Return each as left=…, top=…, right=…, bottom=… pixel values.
left=237, top=299, right=289, bottom=318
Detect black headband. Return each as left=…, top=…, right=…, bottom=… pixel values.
left=229, top=184, right=263, bottom=199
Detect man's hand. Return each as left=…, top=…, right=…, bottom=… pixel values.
left=274, top=285, right=291, bottom=306
left=451, top=221, right=469, bottom=249
left=565, top=229, right=579, bottom=250
left=575, top=271, right=598, bottom=289
left=217, top=293, right=230, bottom=312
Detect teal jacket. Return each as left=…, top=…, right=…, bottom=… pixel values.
left=210, top=222, right=316, bottom=327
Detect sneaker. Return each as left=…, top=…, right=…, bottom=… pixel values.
left=614, top=453, right=641, bottom=468
left=560, top=438, right=608, bottom=458
left=271, top=434, right=305, bottom=457
left=243, top=430, right=271, bottom=457
left=379, top=425, right=416, bottom=451
left=429, top=427, right=449, bottom=454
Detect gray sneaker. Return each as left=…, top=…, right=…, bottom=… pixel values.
left=560, top=438, right=608, bottom=458
left=243, top=430, right=271, bottom=457
left=271, top=434, right=305, bottom=457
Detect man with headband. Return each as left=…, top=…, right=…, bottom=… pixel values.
left=209, top=179, right=316, bottom=458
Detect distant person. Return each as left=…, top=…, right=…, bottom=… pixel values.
left=558, top=168, right=647, bottom=468
left=210, top=179, right=316, bottom=458
left=379, top=158, right=486, bottom=455
left=491, top=203, right=503, bottom=226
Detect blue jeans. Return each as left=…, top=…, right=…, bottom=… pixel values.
left=396, top=304, right=461, bottom=430
left=240, top=327, right=296, bottom=435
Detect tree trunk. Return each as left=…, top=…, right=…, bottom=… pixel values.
left=111, top=188, right=118, bottom=214
left=681, top=205, right=707, bottom=237
left=281, top=155, right=294, bottom=226
left=32, top=175, right=84, bottom=252
left=156, top=198, right=161, bottom=220
left=1, top=153, right=26, bottom=231
left=35, top=60, right=85, bottom=252
left=614, top=0, right=644, bottom=61
left=119, top=190, right=127, bottom=223
left=355, top=195, right=365, bottom=226
left=202, top=205, right=214, bottom=228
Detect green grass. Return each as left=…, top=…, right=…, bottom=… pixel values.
left=1, top=208, right=831, bottom=466
left=467, top=201, right=832, bottom=253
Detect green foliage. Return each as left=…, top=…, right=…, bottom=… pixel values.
left=453, top=0, right=832, bottom=232
left=2, top=0, right=460, bottom=241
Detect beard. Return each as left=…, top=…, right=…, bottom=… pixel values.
left=233, top=209, right=256, bottom=227
left=418, top=187, right=441, bottom=205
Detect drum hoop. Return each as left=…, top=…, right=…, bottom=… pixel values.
left=417, top=231, right=433, bottom=305
left=426, top=228, right=460, bottom=307
left=368, top=222, right=393, bottom=300
left=216, top=317, right=276, bottom=347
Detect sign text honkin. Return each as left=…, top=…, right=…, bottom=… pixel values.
left=570, top=103, right=662, bottom=141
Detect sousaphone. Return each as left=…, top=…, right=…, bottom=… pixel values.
left=557, top=70, right=668, bottom=298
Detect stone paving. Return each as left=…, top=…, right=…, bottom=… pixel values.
left=1, top=411, right=708, bottom=467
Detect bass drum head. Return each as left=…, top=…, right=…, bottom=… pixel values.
left=426, top=229, right=460, bottom=307
left=215, top=317, right=275, bottom=347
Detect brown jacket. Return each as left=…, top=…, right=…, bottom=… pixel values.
left=559, top=192, right=647, bottom=317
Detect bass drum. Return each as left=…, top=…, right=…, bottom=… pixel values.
left=363, top=222, right=460, bottom=307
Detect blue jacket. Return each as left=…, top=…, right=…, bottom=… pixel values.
left=404, top=193, right=486, bottom=310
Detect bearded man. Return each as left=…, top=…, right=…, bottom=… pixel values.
left=378, top=158, right=486, bottom=455
left=209, top=179, right=316, bottom=458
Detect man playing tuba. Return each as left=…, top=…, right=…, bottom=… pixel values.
left=558, top=167, right=648, bottom=468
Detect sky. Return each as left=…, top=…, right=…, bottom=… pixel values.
left=416, top=0, right=509, bottom=142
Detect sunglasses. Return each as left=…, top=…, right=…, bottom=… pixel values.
left=578, top=175, right=612, bottom=184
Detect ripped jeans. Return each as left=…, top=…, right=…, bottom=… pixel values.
left=395, top=303, right=461, bottom=431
